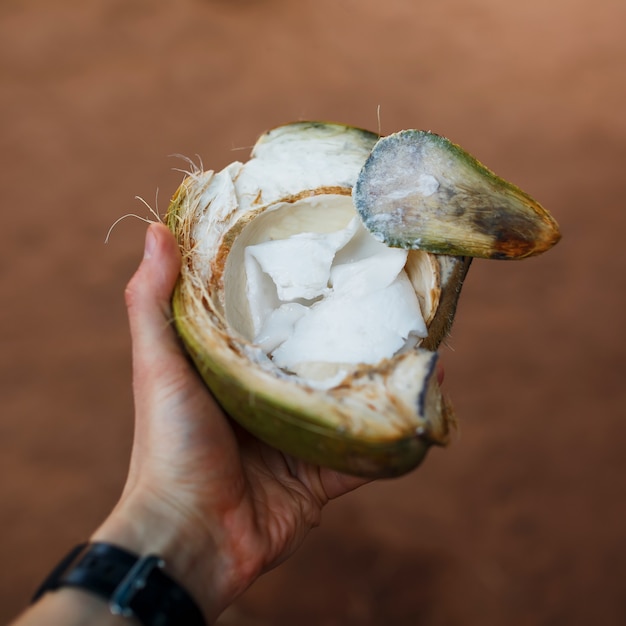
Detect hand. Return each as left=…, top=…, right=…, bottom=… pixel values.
left=91, top=223, right=368, bottom=623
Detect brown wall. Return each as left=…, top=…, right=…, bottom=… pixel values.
left=1, top=1, right=625, bottom=624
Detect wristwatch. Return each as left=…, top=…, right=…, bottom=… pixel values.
left=32, top=542, right=206, bottom=626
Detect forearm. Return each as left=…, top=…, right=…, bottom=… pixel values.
left=14, top=588, right=131, bottom=626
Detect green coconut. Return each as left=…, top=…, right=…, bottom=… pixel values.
left=165, top=122, right=559, bottom=478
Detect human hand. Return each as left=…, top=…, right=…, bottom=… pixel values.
left=92, top=222, right=369, bottom=623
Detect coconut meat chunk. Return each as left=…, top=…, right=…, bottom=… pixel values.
left=244, top=216, right=427, bottom=387
left=245, top=218, right=358, bottom=305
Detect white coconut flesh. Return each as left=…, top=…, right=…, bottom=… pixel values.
left=224, top=193, right=439, bottom=390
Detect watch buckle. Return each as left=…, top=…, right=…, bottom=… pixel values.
left=109, top=554, right=165, bottom=617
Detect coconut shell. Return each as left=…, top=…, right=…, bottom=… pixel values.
left=165, top=122, right=558, bottom=477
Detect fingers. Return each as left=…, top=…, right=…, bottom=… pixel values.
left=319, top=468, right=370, bottom=501
left=437, top=361, right=445, bottom=385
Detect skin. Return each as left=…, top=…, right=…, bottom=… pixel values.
left=13, top=223, right=369, bottom=625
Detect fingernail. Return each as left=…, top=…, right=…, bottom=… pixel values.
left=144, top=225, right=157, bottom=259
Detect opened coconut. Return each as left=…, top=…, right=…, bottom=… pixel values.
left=165, top=121, right=559, bottom=478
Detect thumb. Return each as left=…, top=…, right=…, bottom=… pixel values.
left=125, top=222, right=185, bottom=385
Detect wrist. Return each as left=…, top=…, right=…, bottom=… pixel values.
left=91, top=497, right=222, bottom=624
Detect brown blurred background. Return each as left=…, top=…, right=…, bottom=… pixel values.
left=1, top=0, right=625, bottom=624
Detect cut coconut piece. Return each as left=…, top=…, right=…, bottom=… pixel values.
left=245, top=218, right=358, bottom=303
left=244, top=214, right=426, bottom=386
left=271, top=271, right=424, bottom=370
left=330, top=244, right=409, bottom=296
left=254, top=303, right=309, bottom=353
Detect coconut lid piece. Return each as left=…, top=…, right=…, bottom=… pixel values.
left=353, top=130, right=561, bottom=259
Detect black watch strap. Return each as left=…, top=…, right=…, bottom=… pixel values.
left=32, top=542, right=206, bottom=626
